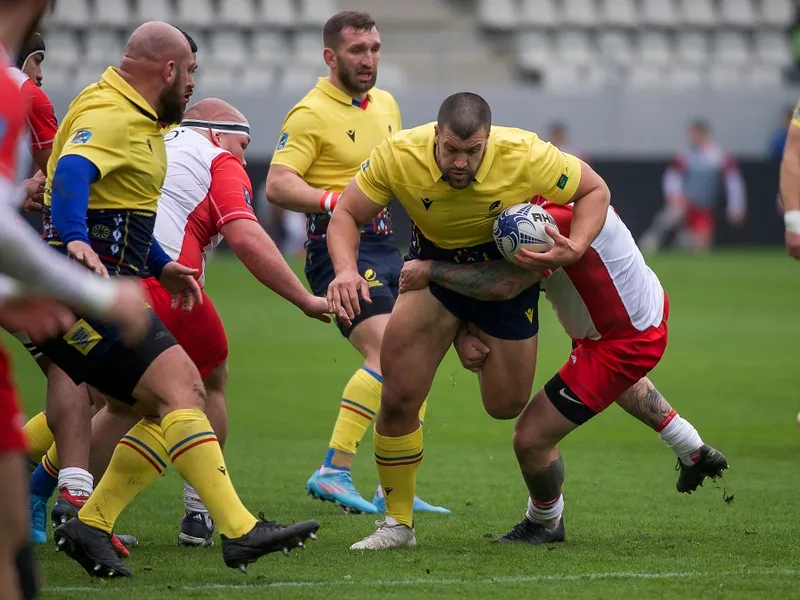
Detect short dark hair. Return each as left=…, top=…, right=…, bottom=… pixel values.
left=323, top=11, right=376, bottom=50
left=690, top=119, right=709, bottom=134
left=437, top=92, right=492, bottom=139
left=179, top=28, right=198, bottom=53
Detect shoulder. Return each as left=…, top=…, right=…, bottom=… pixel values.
left=492, top=126, right=545, bottom=157
left=370, top=87, right=399, bottom=108
left=284, top=90, right=326, bottom=122
left=389, top=122, right=434, bottom=150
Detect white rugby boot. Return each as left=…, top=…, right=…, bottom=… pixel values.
left=349, top=517, right=416, bottom=550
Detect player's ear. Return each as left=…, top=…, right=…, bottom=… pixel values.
left=164, top=60, right=177, bottom=84
left=323, top=47, right=336, bottom=69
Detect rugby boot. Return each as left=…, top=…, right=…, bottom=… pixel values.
left=53, top=518, right=133, bottom=578
left=306, top=469, right=378, bottom=514
left=372, top=486, right=452, bottom=515
left=221, top=512, right=320, bottom=573
left=179, top=511, right=215, bottom=547
left=51, top=489, right=137, bottom=558
left=29, top=494, right=48, bottom=545
left=496, top=517, right=566, bottom=545
left=349, top=517, right=416, bottom=550
left=676, top=444, right=729, bottom=494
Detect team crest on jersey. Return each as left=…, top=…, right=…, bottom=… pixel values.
left=276, top=132, right=289, bottom=151
left=71, top=129, right=92, bottom=145
left=243, top=187, right=253, bottom=210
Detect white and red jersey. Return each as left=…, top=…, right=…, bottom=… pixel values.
left=154, top=127, right=258, bottom=285
left=6, top=67, right=57, bottom=154
left=536, top=200, right=664, bottom=342
left=0, top=55, right=29, bottom=204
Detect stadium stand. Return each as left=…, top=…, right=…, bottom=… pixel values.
left=42, top=0, right=795, bottom=92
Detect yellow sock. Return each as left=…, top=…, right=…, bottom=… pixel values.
left=79, top=420, right=167, bottom=533
left=22, top=412, right=54, bottom=468
left=329, top=367, right=382, bottom=455
left=374, top=426, right=423, bottom=528
left=42, top=444, right=59, bottom=479
left=162, top=409, right=256, bottom=538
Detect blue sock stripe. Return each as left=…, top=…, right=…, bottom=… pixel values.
left=374, top=449, right=424, bottom=463
left=322, top=448, right=351, bottom=471
left=361, top=366, right=383, bottom=384
left=341, top=397, right=377, bottom=417
left=123, top=435, right=168, bottom=470
left=167, top=431, right=217, bottom=456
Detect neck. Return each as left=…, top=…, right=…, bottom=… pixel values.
left=327, top=74, right=368, bottom=102
left=116, top=62, right=160, bottom=113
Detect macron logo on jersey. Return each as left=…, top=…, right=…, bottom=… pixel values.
left=71, top=129, right=92, bottom=144
left=276, top=132, right=289, bottom=151
left=361, top=159, right=370, bottom=171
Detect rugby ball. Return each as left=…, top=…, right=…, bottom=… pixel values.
left=493, top=203, right=559, bottom=262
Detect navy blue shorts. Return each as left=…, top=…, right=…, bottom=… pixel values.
left=305, top=236, right=402, bottom=337
left=409, top=227, right=540, bottom=341
left=38, top=309, right=178, bottom=405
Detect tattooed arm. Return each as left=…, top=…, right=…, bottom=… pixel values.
left=616, top=377, right=674, bottom=430
left=399, top=259, right=543, bottom=301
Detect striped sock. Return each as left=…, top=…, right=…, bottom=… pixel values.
left=162, top=409, right=256, bottom=539
left=527, top=494, right=564, bottom=530
left=328, top=367, right=382, bottom=457
left=79, top=420, right=168, bottom=533
left=374, top=426, right=423, bottom=528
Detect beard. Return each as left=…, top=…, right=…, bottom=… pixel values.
left=157, top=79, right=185, bottom=125
left=337, top=63, right=377, bottom=95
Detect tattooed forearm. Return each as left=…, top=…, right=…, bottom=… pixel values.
left=617, top=377, right=674, bottom=429
left=429, top=260, right=542, bottom=301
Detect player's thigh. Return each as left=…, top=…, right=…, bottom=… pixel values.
left=379, top=288, right=460, bottom=408
left=466, top=282, right=542, bottom=419
left=349, top=314, right=389, bottom=367
left=133, top=345, right=205, bottom=416
left=476, top=331, right=538, bottom=420
left=514, top=386, right=580, bottom=454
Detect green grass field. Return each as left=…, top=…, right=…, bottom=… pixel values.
left=10, top=250, right=800, bottom=599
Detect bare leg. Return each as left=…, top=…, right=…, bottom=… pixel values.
left=0, top=453, right=29, bottom=600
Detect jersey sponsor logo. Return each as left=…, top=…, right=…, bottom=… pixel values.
left=361, top=158, right=370, bottom=171
left=556, top=173, right=569, bottom=190
left=347, top=129, right=356, bottom=142
left=71, top=129, right=92, bottom=144
left=489, top=200, right=503, bottom=214
left=243, top=187, right=254, bottom=211
left=63, top=319, right=102, bottom=356
left=525, top=307, right=535, bottom=323
left=276, top=131, right=289, bottom=150
left=421, top=197, right=433, bottom=211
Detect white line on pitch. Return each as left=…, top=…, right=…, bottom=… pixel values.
left=47, top=568, right=800, bottom=593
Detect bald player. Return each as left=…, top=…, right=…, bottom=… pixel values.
left=267, top=10, right=446, bottom=516
left=82, top=98, right=331, bottom=548
left=30, top=23, right=318, bottom=578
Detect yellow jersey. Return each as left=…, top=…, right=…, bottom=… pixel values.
left=356, top=122, right=581, bottom=251
left=43, top=66, right=168, bottom=276
left=792, top=99, right=800, bottom=128
left=271, top=77, right=401, bottom=240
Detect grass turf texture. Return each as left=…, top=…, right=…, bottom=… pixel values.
left=8, top=250, right=799, bottom=599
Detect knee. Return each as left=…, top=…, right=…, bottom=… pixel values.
left=513, top=420, right=547, bottom=456
left=380, top=384, right=420, bottom=422
left=485, top=399, right=527, bottom=421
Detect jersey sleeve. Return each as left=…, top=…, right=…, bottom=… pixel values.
left=528, top=138, right=582, bottom=205
left=269, top=106, right=322, bottom=177
left=208, top=153, right=259, bottom=229
left=59, top=104, right=129, bottom=177
left=26, top=82, right=57, bottom=151
left=355, top=138, right=395, bottom=207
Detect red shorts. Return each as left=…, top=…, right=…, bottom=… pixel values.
left=686, top=206, right=714, bottom=235
left=0, top=346, right=26, bottom=454
left=559, top=295, right=670, bottom=415
left=140, top=277, right=228, bottom=379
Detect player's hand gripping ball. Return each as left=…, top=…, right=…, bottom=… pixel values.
left=493, top=203, right=559, bottom=263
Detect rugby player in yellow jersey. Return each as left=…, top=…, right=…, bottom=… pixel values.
left=327, top=92, right=611, bottom=549
left=780, top=99, right=800, bottom=260
left=267, top=11, right=447, bottom=515
left=35, top=22, right=319, bottom=577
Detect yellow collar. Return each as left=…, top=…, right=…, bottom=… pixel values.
left=100, top=67, right=158, bottom=121
left=427, top=126, right=496, bottom=184
left=315, top=77, right=371, bottom=107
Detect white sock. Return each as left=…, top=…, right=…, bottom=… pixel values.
left=184, top=482, right=208, bottom=514
left=658, top=412, right=703, bottom=465
left=526, top=494, right=564, bottom=530
left=58, top=467, right=93, bottom=497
